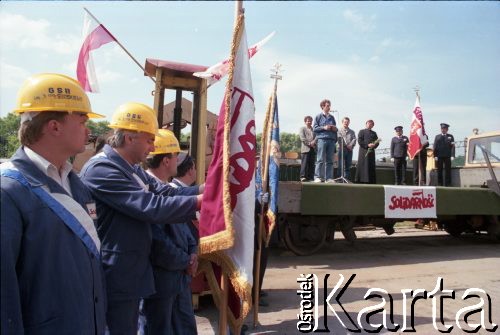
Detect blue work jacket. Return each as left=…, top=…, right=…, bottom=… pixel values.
left=79, top=145, right=199, bottom=301
left=149, top=179, right=198, bottom=298
left=1, top=147, right=106, bottom=334
left=313, top=112, right=337, bottom=141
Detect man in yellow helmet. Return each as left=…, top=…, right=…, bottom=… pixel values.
left=1, top=73, right=106, bottom=334
left=80, top=103, right=203, bottom=334
left=142, top=130, right=198, bottom=334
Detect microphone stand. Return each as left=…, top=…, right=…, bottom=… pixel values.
left=333, top=111, right=351, bottom=184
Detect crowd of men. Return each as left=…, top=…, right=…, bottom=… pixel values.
left=1, top=73, right=204, bottom=334
left=0, top=75, right=457, bottom=335
left=299, top=98, right=456, bottom=186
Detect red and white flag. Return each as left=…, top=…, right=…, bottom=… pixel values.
left=198, top=14, right=256, bottom=333
left=408, top=96, right=428, bottom=160
left=76, top=12, right=116, bottom=92
left=193, top=31, right=274, bottom=87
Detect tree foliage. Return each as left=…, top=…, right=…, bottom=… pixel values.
left=86, top=120, right=111, bottom=138
left=256, top=132, right=301, bottom=155
left=0, top=113, right=21, bottom=158
left=0, top=114, right=111, bottom=158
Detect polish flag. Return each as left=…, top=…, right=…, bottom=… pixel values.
left=193, top=31, right=274, bottom=87
left=76, top=12, right=116, bottom=92
left=408, top=96, right=428, bottom=160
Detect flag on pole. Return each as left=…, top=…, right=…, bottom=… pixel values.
left=408, top=96, right=428, bottom=160
left=198, top=13, right=255, bottom=333
left=76, top=12, right=116, bottom=92
left=193, top=31, right=275, bottom=87
left=264, top=93, right=281, bottom=245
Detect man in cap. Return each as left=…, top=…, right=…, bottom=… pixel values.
left=142, top=131, right=198, bottom=334
left=1, top=73, right=106, bottom=334
left=433, top=123, right=455, bottom=186
left=390, top=126, right=409, bottom=185
left=80, top=103, right=203, bottom=334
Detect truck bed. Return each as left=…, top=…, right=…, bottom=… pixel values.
left=278, top=182, right=500, bottom=216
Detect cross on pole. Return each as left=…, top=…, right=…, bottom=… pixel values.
left=414, top=85, right=421, bottom=100
left=270, top=62, right=283, bottom=90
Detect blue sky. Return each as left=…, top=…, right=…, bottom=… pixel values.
left=1, top=1, right=499, bottom=153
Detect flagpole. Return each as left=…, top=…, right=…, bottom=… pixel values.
left=254, top=62, right=282, bottom=328
left=83, top=7, right=155, bottom=84
left=414, top=86, right=424, bottom=186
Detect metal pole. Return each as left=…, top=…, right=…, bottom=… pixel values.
left=83, top=7, right=155, bottom=84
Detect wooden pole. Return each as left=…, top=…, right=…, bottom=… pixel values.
left=414, top=87, right=423, bottom=186
left=253, top=63, right=282, bottom=328
left=218, top=272, right=228, bottom=335
left=83, top=7, right=155, bottom=83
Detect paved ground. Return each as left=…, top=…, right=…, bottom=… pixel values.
left=194, top=227, right=500, bottom=334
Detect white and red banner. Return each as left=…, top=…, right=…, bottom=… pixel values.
left=193, top=31, right=274, bottom=87
left=198, top=13, right=255, bottom=333
left=76, top=12, right=116, bottom=92
left=407, top=96, right=428, bottom=160
left=384, top=186, right=437, bottom=218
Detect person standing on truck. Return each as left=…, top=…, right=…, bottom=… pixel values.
left=142, top=130, right=198, bottom=335
left=299, top=115, right=316, bottom=182
left=413, top=134, right=429, bottom=185
left=1, top=73, right=106, bottom=334
left=390, top=126, right=409, bottom=185
left=80, top=103, right=203, bottom=334
left=336, top=116, right=357, bottom=180
left=313, top=99, right=337, bottom=183
left=433, top=123, right=455, bottom=186
left=355, top=119, right=380, bottom=184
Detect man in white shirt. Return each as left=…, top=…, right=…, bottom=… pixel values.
left=1, top=73, right=107, bottom=334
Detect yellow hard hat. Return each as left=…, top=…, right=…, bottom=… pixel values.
left=150, top=129, right=180, bottom=155
left=13, top=73, right=104, bottom=118
left=109, top=102, right=159, bottom=136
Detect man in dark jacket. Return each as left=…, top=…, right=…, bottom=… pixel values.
left=433, top=123, right=455, bottom=186
left=413, top=134, right=429, bottom=186
left=142, top=131, right=199, bottom=335
left=80, top=103, right=203, bottom=334
left=1, top=73, right=106, bottom=334
left=355, top=120, right=380, bottom=184
left=390, top=126, right=409, bottom=185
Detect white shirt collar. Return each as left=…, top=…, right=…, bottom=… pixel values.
left=146, top=169, right=165, bottom=184
left=24, top=146, right=73, bottom=195
left=172, top=178, right=189, bottom=187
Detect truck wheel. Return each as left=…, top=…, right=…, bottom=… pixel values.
left=444, top=222, right=465, bottom=237
left=487, top=216, right=500, bottom=243
left=283, top=216, right=327, bottom=256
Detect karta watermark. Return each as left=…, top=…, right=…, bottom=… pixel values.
left=297, top=274, right=497, bottom=333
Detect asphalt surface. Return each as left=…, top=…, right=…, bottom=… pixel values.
left=194, top=227, right=500, bottom=334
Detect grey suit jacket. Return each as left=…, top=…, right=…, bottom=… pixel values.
left=299, top=126, right=316, bottom=153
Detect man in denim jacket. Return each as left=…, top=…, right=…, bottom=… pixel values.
left=312, top=99, right=337, bottom=182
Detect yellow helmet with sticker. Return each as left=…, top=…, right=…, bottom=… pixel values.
left=13, top=73, right=103, bottom=118
left=150, top=129, right=180, bottom=155
left=109, top=102, right=159, bottom=136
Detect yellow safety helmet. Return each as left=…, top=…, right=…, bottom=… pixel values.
left=13, top=73, right=104, bottom=118
left=109, top=102, right=159, bottom=136
left=150, top=129, right=180, bottom=155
